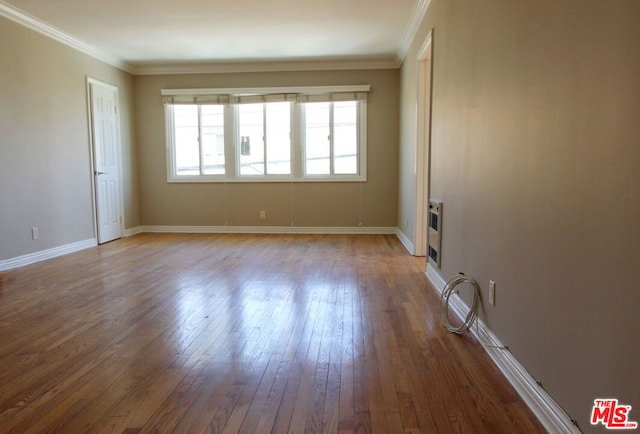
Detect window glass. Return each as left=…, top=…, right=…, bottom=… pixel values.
left=201, top=105, right=225, bottom=175
left=173, top=105, right=199, bottom=176
left=265, top=102, right=291, bottom=175
left=239, top=103, right=265, bottom=175
left=164, top=87, right=367, bottom=182
left=305, top=102, right=330, bottom=175
left=333, top=101, right=358, bottom=174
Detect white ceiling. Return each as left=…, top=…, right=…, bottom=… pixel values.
left=1, top=0, right=427, bottom=74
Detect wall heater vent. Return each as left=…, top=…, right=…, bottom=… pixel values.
left=428, top=200, right=442, bottom=268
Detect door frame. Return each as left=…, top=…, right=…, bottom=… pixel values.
left=86, top=77, right=124, bottom=244
left=414, top=30, right=434, bottom=257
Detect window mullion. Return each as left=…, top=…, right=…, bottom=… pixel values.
left=166, top=105, right=177, bottom=179
left=263, top=103, right=268, bottom=175
left=329, top=102, right=335, bottom=175
left=165, top=95, right=366, bottom=183
left=198, top=105, right=204, bottom=175
left=229, top=105, right=239, bottom=179
left=293, top=103, right=302, bottom=178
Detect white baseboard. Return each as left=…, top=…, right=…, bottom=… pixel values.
left=0, top=227, right=406, bottom=272
left=425, top=264, right=580, bottom=434
left=395, top=228, right=415, bottom=254
left=136, top=225, right=398, bottom=235
left=0, top=229, right=578, bottom=432
left=0, top=238, right=97, bottom=271
left=123, top=226, right=144, bottom=237
left=0, top=226, right=404, bottom=271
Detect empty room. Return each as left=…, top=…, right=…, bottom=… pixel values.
left=1, top=0, right=638, bottom=433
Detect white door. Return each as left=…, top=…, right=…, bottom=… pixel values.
left=89, top=79, right=122, bottom=244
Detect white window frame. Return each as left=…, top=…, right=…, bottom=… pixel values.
left=163, top=85, right=369, bottom=183
left=234, top=102, right=296, bottom=179
left=301, top=100, right=367, bottom=180
left=164, top=104, right=228, bottom=182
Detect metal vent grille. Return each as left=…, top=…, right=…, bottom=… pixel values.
left=428, top=200, right=442, bottom=268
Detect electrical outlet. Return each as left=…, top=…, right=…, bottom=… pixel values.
left=489, top=280, right=496, bottom=306
left=31, top=227, right=39, bottom=240
left=260, top=210, right=266, bottom=220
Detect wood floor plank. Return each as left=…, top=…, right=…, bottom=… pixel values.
left=0, top=234, right=546, bottom=433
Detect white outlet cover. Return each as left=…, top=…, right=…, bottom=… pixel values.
left=489, top=280, right=496, bottom=306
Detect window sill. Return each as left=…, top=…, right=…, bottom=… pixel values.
left=167, top=175, right=367, bottom=183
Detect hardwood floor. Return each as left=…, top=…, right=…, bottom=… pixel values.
left=0, top=234, right=544, bottom=433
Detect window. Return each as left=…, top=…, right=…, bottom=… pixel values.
left=163, top=86, right=368, bottom=182
left=171, top=105, right=225, bottom=176
left=238, top=102, right=291, bottom=176
left=303, top=101, right=359, bottom=176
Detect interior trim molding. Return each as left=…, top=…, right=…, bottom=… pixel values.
left=0, top=238, right=97, bottom=271
left=123, top=226, right=144, bottom=237
left=129, top=226, right=418, bottom=256
left=0, top=0, right=406, bottom=75
left=395, top=228, right=415, bottom=255
left=0, top=228, right=406, bottom=271
left=398, top=0, right=432, bottom=61
left=0, top=0, right=131, bottom=72
left=131, top=58, right=400, bottom=75
left=136, top=225, right=398, bottom=235
left=425, top=264, right=581, bottom=434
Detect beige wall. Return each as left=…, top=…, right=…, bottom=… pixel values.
left=134, top=69, right=399, bottom=228
left=0, top=17, right=139, bottom=261
left=399, top=0, right=640, bottom=431
left=6, top=1, right=639, bottom=429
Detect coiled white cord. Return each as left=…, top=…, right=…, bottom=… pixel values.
left=439, top=272, right=480, bottom=334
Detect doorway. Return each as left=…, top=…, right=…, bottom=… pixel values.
left=87, top=78, right=123, bottom=244
left=414, top=30, right=433, bottom=257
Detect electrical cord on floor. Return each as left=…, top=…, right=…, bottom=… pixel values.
left=439, top=272, right=508, bottom=350
left=475, top=321, right=508, bottom=350
left=439, top=273, right=480, bottom=334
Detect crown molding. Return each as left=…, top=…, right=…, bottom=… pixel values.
left=0, top=0, right=134, bottom=73
left=1, top=0, right=415, bottom=75
left=398, top=0, right=432, bottom=62
left=130, top=57, right=401, bottom=75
